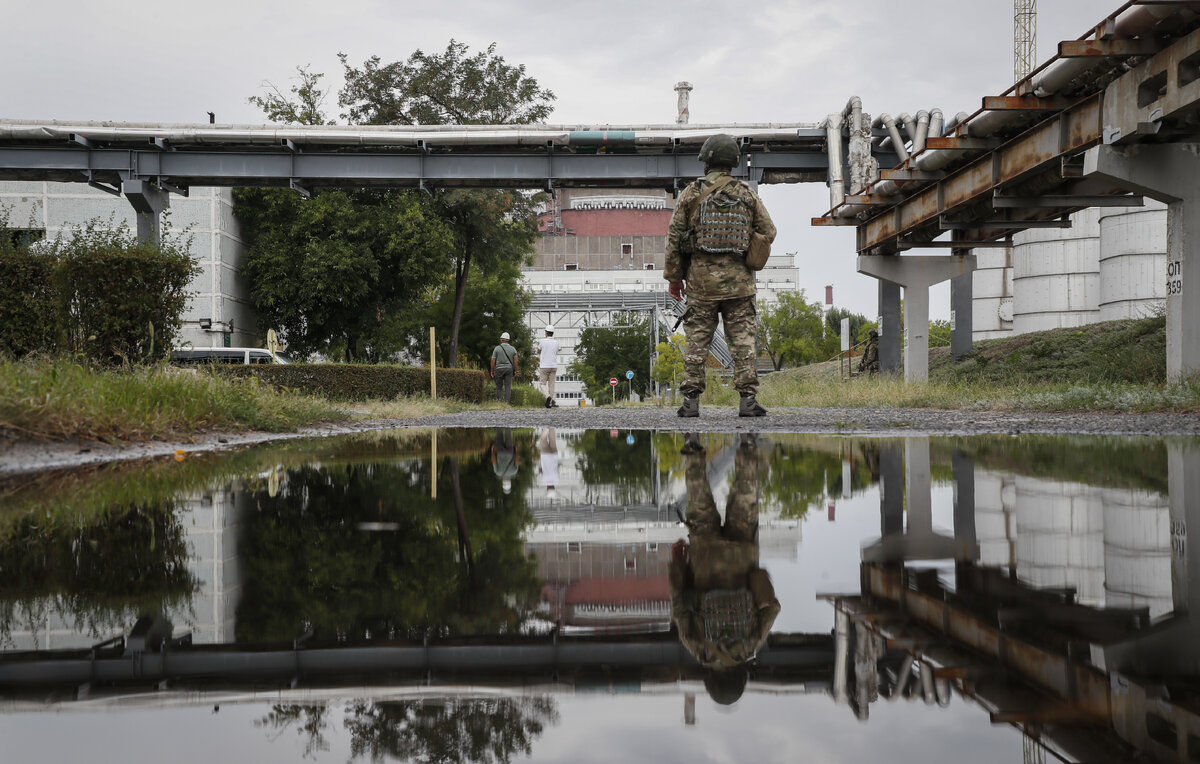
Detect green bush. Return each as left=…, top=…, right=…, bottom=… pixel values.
left=52, top=223, right=198, bottom=365
left=215, top=364, right=486, bottom=403
left=0, top=217, right=199, bottom=364
left=0, top=251, right=57, bottom=356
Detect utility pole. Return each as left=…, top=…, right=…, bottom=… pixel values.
left=1014, top=0, right=1037, bottom=84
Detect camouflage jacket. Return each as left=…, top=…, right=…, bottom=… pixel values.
left=664, top=170, right=777, bottom=301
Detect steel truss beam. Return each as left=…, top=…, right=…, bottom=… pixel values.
left=0, top=145, right=849, bottom=190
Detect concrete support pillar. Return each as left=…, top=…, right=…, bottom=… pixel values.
left=878, top=280, right=902, bottom=375
left=123, top=178, right=168, bottom=245
left=905, top=437, right=932, bottom=536
left=953, top=450, right=976, bottom=547
left=859, top=255, right=977, bottom=382
left=1084, top=144, right=1200, bottom=380
left=879, top=440, right=903, bottom=536
left=951, top=268, right=974, bottom=361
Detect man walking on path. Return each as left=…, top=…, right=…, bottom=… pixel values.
left=665, top=133, right=777, bottom=418
left=537, top=325, right=559, bottom=408
left=490, top=332, right=518, bottom=404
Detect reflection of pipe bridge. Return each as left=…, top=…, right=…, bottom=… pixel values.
left=839, top=437, right=1200, bottom=762
left=0, top=631, right=834, bottom=694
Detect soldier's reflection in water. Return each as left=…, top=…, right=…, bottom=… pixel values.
left=669, top=433, right=781, bottom=706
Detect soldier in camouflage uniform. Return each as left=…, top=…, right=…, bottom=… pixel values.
left=859, top=329, right=880, bottom=375
left=665, top=134, right=777, bottom=417
left=669, top=433, right=781, bottom=705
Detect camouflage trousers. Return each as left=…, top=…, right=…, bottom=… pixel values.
left=681, top=295, right=759, bottom=396
left=684, top=443, right=759, bottom=545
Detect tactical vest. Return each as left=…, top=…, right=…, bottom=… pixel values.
left=694, top=180, right=753, bottom=255
left=700, top=588, right=754, bottom=643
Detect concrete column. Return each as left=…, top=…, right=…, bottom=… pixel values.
left=953, top=450, right=977, bottom=547
left=859, top=255, right=977, bottom=382
left=1083, top=144, right=1200, bottom=380
left=878, top=280, right=902, bottom=375
left=951, top=267, right=974, bottom=361
left=123, top=178, right=168, bottom=245
left=879, top=440, right=903, bottom=536
left=905, top=437, right=932, bottom=537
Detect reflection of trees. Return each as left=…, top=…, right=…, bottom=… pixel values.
left=759, top=439, right=877, bottom=518
left=567, top=429, right=652, bottom=504
left=345, top=697, right=559, bottom=764
left=256, top=704, right=331, bottom=760
left=0, top=503, right=195, bottom=648
left=236, top=447, right=540, bottom=643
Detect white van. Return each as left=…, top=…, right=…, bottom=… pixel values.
left=169, top=347, right=291, bottom=365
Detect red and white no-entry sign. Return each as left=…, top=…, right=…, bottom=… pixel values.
left=609, top=378, right=618, bottom=386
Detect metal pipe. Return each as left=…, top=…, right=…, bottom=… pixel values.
left=929, top=108, right=944, bottom=138
left=912, top=110, right=931, bottom=154
left=842, top=96, right=863, bottom=133
left=824, top=113, right=846, bottom=210
left=943, top=111, right=969, bottom=134
left=878, top=114, right=909, bottom=163
left=897, top=113, right=916, bottom=145
left=0, top=120, right=822, bottom=148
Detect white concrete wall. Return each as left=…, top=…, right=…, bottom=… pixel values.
left=972, top=246, right=1014, bottom=340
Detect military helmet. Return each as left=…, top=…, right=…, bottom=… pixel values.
left=698, top=134, right=740, bottom=169
left=868, top=329, right=879, bottom=338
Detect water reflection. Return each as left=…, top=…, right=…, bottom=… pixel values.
left=670, top=433, right=779, bottom=705
left=1, top=430, right=1198, bottom=763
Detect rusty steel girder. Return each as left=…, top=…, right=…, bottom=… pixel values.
left=856, top=95, right=1104, bottom=254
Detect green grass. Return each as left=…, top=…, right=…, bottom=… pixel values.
left=0, top=358, right=343, bottom=443
left=754, top=317, right=1200, bottom=412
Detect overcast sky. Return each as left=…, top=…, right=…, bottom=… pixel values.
left=2, top=0, right=1107, bottom=319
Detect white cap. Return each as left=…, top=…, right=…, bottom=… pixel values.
left=500, top=332, right=510, bottom=340
left=544, top=325, right=555, bottom=334
left=501, top=478, right=512, bottom=494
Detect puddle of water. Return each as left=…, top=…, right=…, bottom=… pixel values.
left=0, top=428, right=1192, bottom=763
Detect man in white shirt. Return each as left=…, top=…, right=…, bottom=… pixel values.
left=537, top=325, right=560, bottom=408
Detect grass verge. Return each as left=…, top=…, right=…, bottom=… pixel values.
left=754, top=317, right=1200, bottom=412
left=0, top=358, right=342, bottom=443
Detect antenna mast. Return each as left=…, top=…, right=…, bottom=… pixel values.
left=1014, top=0, right=1037, bottom=83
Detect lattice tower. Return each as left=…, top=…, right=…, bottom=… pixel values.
left=1014, top=0, right=1038, bottom=83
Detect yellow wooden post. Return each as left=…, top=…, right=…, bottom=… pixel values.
left=431, top=430, right=438, bottom=499
left=430, top=327, right=437, bottom=399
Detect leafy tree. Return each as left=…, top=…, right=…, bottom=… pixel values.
left=652, top=332, right=685, bottom=400
left=237, top=73, right=457, bottom=360
left=825, top=307, right=871, bottom=351
left=386, top=259, right=534, bottom=376
left=568, top=314, right=651, bottom=402
left=235, top=434, right=540, bottom=643
left=235, top=188, right=456, bottom=360
left=338, top=41, right=555, bottom=126
left=757, top=290, right=838, bottom=370
left=338, top=41, right=554, bottom=366
left=248, top=65, right=333, bottom=126
left=344, top=697, right=558, bottom=764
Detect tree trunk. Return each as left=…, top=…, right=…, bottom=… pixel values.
left=446, top=248, right=472, bottom=367
left=772, top=354, right=783, bottom=371
left=449, top=456, right=473, bottom=575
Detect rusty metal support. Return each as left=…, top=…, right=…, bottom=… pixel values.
left=857, top=94, right=1104, bottom=254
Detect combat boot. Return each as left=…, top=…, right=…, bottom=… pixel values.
left=739, top=393, right=767, bottom=417
left=680, top=432, right=704, bottom=455
left=677, top=393, right=700, bottom=418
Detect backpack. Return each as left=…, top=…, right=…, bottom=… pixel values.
left=693, top=177, right=753, bottom=255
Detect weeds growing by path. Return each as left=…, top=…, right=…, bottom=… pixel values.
left=0, top=358, right=341, bottom=443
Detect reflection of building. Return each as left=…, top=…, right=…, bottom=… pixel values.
left=525, top=189, right=801, bottom=405
left=525, top=430, right=800, bottom=633
left=3, top=484, right=246, bottom=650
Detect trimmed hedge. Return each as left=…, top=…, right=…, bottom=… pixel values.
left=0, top=221, right=198, bottom=365
left=0, top=251, right=57, bottom=356
left=57, top=244, right=197, bottom=365
left=215, top=364, right=486, bottom=403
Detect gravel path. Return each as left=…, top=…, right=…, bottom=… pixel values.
left=4, top=405, right=1199, bottom=477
